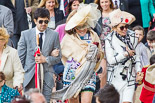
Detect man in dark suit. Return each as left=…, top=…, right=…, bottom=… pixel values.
left=18, top=8, right=61, bottom=103
left=112, top=0, right=128, bottom=11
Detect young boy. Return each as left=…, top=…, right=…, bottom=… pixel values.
left=146, top=30, right=155, bottom=58
left=133, top=25, right=149, bottom=68
left=95, top=84, right=119, bottom=103
left=136, top=54, right=155, bottom=103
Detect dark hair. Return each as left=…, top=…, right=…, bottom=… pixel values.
left=94, top=0, right=114, bottom=12
left=95, top=84, right=119, bottom=103
left=0, top=72, right=5, bottom=80
left=67, top=0, right=82, bottom=14
left=150, top=54, right=155, bottom=65
left=11, top=96, right=30, bottom=103
left=147, top=30, right=155, bottom=41
left=132, top=25, right=144, bottom=35
left=34, top=8, right=50, bottom=20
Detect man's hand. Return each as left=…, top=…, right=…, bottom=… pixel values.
left=35, top=54, right=46, bottom=64
left=125, top=46, right=135, bottom=57
left=25, top=7, right=32, bottom=14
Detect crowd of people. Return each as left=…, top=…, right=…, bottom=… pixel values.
left=0, top=0, right=155, bottom=103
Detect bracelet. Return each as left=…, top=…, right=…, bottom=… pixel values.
left=136, top=81, right=142, bottom=85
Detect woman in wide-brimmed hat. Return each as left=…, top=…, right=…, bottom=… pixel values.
left=51, top=3, right=104, bottom=103
left=105, top=9, right=141, bottom=103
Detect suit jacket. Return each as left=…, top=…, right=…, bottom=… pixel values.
left=84, top=0, right=94, bottom=4
left=0, top=5, right=14, bottom=36
left=120, top=0, right=128, bottom=11
left=17, top=27, right=61, bottom=88
left=0, top=46, right=24, bottom=88
left=54, top=8, right=65, bottom=28
left=0, top=0, right=16, bottom=21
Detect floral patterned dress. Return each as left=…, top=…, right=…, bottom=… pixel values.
left=100, top=16, right=111, bottom=48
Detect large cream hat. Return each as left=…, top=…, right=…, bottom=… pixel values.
left=109, top=9, right=136, bottom=27
left=65, top=3, right=101, bottom=31
left=145, top=64, right=155, bottom=84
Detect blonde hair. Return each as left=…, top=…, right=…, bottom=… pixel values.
left=0, top=27, right=10, bottom=48
left=38, top=0, right=59, bottom=8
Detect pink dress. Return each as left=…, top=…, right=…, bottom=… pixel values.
left=55, top=24, right=66, bottom=43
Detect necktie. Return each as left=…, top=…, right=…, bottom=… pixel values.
left=115, top=0, right=118, bottom=9
left=39, top=33, right=43, bottom=50
left=64, top=0, right=68, bottom=16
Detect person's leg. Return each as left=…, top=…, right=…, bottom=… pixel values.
left=99, top=58, right=107, bottom=88
left=68, top=95, right=79, bottom=103
left=42, top=81, right=53, bottom=103
left=81, top=91, right=93, bottom=103
left=10, top=34, right=20, bottom=49
left=122, top=85, right=135, bottom=103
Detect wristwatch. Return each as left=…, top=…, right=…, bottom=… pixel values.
left=45, top=57, right=48, bottom=63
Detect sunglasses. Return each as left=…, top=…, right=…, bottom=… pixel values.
left=119, top=25, right=129, bottom=31
left=38, top=20, right=49, bottom=24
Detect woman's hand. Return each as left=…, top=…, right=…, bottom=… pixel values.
left=14, top=83, right=23, bottom=92
left=25, top=7, right=32, bottom=14
left=125, top=46, right=135, bottom=57
left=136, top=72, right=144, bottom=82
left=51, top=48, right=59, bottom=57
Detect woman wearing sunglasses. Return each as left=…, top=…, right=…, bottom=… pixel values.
left=105, top=9, right=142, bottom=103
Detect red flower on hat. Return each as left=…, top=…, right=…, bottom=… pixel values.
left=125, top=19, right=129, bottom=23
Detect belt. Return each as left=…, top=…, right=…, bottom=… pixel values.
left=144, top=84, right=155, bottom=92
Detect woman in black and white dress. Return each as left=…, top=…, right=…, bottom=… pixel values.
left=105, top=9, right=142, bottom=103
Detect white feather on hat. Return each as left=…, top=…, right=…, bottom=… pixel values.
left=65, top=3, right=101, bottom=30
left=109, top=9, right=136, bottom=27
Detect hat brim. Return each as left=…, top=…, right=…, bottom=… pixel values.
left=65, top=5, right=91, bottom=31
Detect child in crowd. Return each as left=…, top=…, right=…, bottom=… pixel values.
left=136, top=54, right=155, bottom=103
left=0, top=72, right=20, bottom=103
left=95, top=84, right=119, bottom=103
left=133, top=25, right=149, bottom=68
left=146, top=30, right=155, bottom=58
